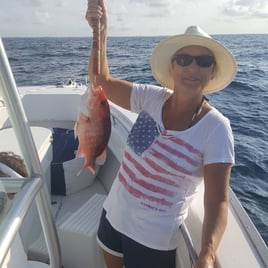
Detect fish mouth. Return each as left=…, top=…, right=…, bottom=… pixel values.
left=90, top=83, right=103, bottom=96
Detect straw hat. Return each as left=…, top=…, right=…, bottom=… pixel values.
left=150, top=26, right=237, bottom=94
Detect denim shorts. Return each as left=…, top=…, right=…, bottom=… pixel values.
left=97, top=209, right=176, bottom=268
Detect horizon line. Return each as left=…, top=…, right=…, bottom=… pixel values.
left=2, top=32, right=268, bottom=38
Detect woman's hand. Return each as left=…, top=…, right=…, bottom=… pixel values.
left=194, top=252, right=215, bottom=268
left=85, top=0, right=107, bottom=32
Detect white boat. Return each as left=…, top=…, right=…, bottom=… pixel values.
left=0, top=38, right=267, bottom=268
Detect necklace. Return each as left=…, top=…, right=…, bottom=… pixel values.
left=188, top=95, right=208, bottom=128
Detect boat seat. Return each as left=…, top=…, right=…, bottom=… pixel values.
left=58, top=193, right=106, bottom=268
left=0, top=107, right=11, bottom=128
left=2, top=233, right=49, bottom=268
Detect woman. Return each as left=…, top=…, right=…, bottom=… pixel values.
left=86, top=1, right=237, bottom=268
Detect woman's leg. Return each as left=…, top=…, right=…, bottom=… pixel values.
left=102, top=250, right=124, bottom=268
left=122, top=235, right=176, bottom=268
left=97, top=210, right=124, bottom=268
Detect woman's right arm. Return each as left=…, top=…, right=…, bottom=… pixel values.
left=86, top=0, right=133, bottom=110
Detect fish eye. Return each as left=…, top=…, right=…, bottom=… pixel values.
left=100, top=100, right=107, bottom=106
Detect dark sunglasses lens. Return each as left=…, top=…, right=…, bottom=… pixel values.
left=195, top=56, right=215, bottom=67
left=174, top=54, right=215, bottom=67
left=175, top=55, right=193, bottom=66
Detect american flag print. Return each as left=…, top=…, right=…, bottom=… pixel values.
left=121, top=110, right=203, bottom=212
left=127, top=111, right=160, bottom=156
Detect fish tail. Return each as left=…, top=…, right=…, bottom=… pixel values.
left=87, top=165, right=96, bottom=175
left=74, top=121, right=78, bottom=139
left=76, top=163, right=96, bottom=176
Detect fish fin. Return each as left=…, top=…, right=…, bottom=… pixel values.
left=74, top=121, right=78, bottom=139
left=96, top=148, right=107, bottom=166
left=75, top=143, right=83, bottom=159
left=76, top=167, right=83, bottom=177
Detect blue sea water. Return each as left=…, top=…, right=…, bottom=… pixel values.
left=2, top=35, right=268, bottom=246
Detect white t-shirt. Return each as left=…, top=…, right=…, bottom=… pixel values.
left=103, top=83, right=235, bottom=250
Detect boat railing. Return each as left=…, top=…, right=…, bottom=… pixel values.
left=0, top=38, right=61, bottom=267
left=180, top=222, right=198, bottom=267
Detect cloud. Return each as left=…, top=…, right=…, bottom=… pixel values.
left=222, top=0, right=268, bottom=18
left=129, top=0, right=168, bottom=6
left=128, top=0, right=177, bottom=16
left=19, top=0, right=66, bottom=7
left=33, top=10, right=50, bottom=25
left=16, top=0, right=69, bottom=26
left=105, top=0, right=173, bottom=34
left=105, top=0, right=197, bottom=35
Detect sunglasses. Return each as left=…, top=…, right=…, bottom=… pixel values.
left=172, top=54, right=215, bottom=68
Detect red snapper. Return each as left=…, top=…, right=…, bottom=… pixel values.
left=75, top=84, right=111, bottom=174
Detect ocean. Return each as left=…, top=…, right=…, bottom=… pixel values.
left=2, top=35, right=268, bottom=246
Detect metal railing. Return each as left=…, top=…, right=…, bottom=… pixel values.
left=0, top=38, right=61, bottom=267
left=180, top=223, right=198, bottom=267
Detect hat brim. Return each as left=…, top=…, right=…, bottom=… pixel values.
left=150, top=35, right=237, bottom=94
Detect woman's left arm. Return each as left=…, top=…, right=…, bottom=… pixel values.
left=195, top=162, right=232, bottom=268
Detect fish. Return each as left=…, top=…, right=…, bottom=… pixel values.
left=74, top=83, right=111, bottom=174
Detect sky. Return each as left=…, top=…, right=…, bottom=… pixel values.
left=0, top=0, right=268, bottom=37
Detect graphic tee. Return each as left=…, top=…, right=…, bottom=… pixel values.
left=103, top=83, right=234, bottom=250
